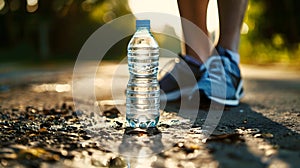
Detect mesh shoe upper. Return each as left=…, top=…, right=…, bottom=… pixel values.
left=158, top=55, right=203, bottom=101
left=159, top=46, right=244, bottom=105
left=191, top=46, right=244, bottom=106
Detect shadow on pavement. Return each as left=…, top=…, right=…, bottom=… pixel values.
left=210, top=103, right=300, bottom=168
left=162, top=101, right=300, bottom=168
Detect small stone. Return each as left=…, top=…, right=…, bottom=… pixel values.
left=12, top=108, right=19, bottom=112
left=254, top=133, right=273, bottom=138
left=39, top=127, right=48, bottom=133
left=16, top=137, right=29, bottom=145
left=60, top=149, right=68, bottom=156
left=102, top=107, right=120, bottom=119
left=40, top=122, right=51, bottom=128
left=90, top=112, right=95, bottom=118
left=91, top=158, right=105, bottom=167
left=107, top=157, right=126, bottom=168
left=265, top=149, right=277, bottom=156
left=112, top=121, right=123, bottom=130
left=177, top=142, right=184, bottom=147
left=1, top=159, right=8, bottom=167
left=217, top=126, right=228, bottom=132
left=174, top=143, right=198, bottom=154
left=29, top=134, right=37, bottom=137
left=73, top=110, right=83, bottom=116
left=26, top=106, right=38, bottom=113
left=146, top=127, right=161, bottom=136
left=1, top=153, right=17, bottom=159
left=81, top=135, right=91, bottom=140
left=170, top=119, right=180, bottom=124
left=68, top=105, right=73, bottom=111
left=61, top=103, right=67, bottom=110
left=158, top=123, right=170, bottom=128
left=189, top=127, right=202, bottom=134
left=245, top=128, right=260, bottom=134
left=263, top=133, right=274, bottom=138
left=43, top=108, right=56, bottom=115
left=254, top=134, right=262, bottom=138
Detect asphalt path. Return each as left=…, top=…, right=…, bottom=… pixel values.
left=0, top=61, right=299, bottom=168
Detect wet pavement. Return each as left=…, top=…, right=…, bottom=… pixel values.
left=0, top=60, right=300, bottom=168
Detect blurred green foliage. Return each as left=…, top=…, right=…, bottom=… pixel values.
left=0, top=0, right=299, bottom=65
left=240, top=0, right=300, bottom=65
left=0, top=0, right=131, bottom=62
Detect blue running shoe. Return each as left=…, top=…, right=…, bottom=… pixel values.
left=159, top=55, right=203, bottom=101
left=191, top=46, right=244, bottom=106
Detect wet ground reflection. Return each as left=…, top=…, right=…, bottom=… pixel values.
left=31, top=83, right=71, bottom=93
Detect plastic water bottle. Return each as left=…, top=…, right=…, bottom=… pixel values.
left=126, top=20, right=160, bottom=128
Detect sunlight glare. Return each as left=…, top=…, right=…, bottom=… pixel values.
left=0, top=0, right=5, bottom=11
left=27, top=0, right=38, bottom=6
left=26, top=0, right=38, bottom=12
left=128, top=0, right=219, bottom=39
left=241, top=22, right=249, bottom=34
left=207, top=0, right=219, bottom=33
left=128, top=0, right=182, bottom=36
left=55, top=84, right=71, bottom=93
left=32, top=84, right=71, bottom=93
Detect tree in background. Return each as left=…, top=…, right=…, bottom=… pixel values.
left=0, top=0, right=130, bottom=61
left=240, top=0, right=300, bottom=64
left=1, top=0, right=299, bottom=64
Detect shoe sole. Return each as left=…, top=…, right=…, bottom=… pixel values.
left=161, top=80, right=244, bottom=106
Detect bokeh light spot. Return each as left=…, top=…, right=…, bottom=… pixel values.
left=0, top=0, right=5, bottom=11
left=27, top=4, right=38, bottom=13
left=81, top=1, right=92, bottom=12
left=27, top=0, right=38, bottom=6
left=103, top=11, right=116, bottom=23
left=241, top=22, right=249, bottom=34
left=10, top=0, right=20, bottom=11
left=272, top=34, right=284, bottom=47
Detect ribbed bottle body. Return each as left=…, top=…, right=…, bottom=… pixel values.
left=126, top=21, right=160, bottom=128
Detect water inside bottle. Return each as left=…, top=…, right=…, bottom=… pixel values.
left=126, top=21, right=160, bottom=128
left=128, top=47, right=159, bottom=76
left=126, top=77, right=160, bottom=128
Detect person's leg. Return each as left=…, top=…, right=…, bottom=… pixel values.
left=177, top=0, right=210, bottom=62
left=159, top=0, right=210, bottom=101
left=217, top=0, right=248, bottom=53
left=191, top=0, right=248, bottom=105
left=160, top=0, right=248, bottom=105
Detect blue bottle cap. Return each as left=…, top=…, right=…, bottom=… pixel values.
left=136, top=20, right=150, bottom=30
